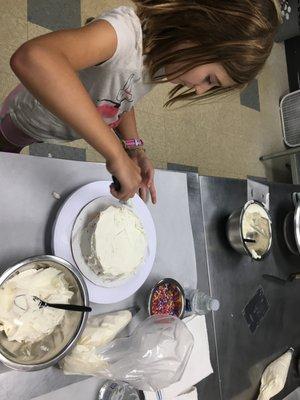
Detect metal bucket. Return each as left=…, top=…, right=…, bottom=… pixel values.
left=226, top=200, right=272, bottom=259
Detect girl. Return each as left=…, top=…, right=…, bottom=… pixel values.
left=0, top=0, right=281, bottom=203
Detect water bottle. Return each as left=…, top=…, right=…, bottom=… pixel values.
left=185, top=290, right=220, bottom=315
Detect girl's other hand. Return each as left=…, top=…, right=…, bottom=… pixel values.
left=107, top=152, right=142, bottom=201
left=128, top=149, right=157, bottom=204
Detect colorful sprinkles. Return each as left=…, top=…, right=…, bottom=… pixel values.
left=150, top=281, right=183, bottom=317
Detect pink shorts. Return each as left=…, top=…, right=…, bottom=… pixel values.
left=0, top=84, right=38, bottom=153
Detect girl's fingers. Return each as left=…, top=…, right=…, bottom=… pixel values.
left=139, top=185, right=147, bottom=202
left=149, top=181, right=157, bottom=204
left=147, top=167, right=155, bottom=188
left=110, top=184, right=135, bottom=201
left=110, top=184, right=122, bottom=199
left=111, top=180, right=156, bottom=204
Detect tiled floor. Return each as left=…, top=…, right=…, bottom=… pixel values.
left=0, top=0, right=291, bottom=181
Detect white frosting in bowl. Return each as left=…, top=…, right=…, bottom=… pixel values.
left=0, top=267, right=73, bottom=344
left=242, top=203, right=271, bottom=259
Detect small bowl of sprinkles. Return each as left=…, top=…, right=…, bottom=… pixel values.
left=148, top=278, right=185, bottom=319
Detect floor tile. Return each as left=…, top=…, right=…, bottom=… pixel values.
left=0, top=16, right=27, bottom=46
left=164, top=96, right=242, bottom=166
left=240, top=79, right=260, bottom=112
left=85, top=146, right=105, bottom=163
left=164, top=113, right=208, bottom=169
left=46, top=138, right=105, bottom=162
left=135, top=111, right=167, bottom=164
left=0, top=1, right=26, bottom=85
left=81, top=0, right=133, bottom=25
left=166, top=89, right=242, bottom=122
left=259, top=42, right=289, bottom=111
left=205, top=130, right=266, bottom=179
left=27, top=22, right=51, bottom=40
left=0, top=71, right=19, bottom=102
left=0, top=16, right=27, bottom=75
left=60, top=138, right=89, bottom=149
left=28, top=0, right=81, bottom=30
left=135, top=83, right=173, bottom=116
left=241, top=106, right=282, bottom=154
left=29, top=143, right=86, bottom=161
left=257, top=42, right=289, bottom=158
left=167, top=163, right=198, bottom=173
left=153, top=161, right=167, bottom=170
left=1, top=0, right=27, bottom=21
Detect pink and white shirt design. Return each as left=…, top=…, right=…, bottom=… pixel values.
left=96, top=74, right=135, bottom=129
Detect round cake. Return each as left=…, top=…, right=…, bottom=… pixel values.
left=87, top=205, right=147, bottom=281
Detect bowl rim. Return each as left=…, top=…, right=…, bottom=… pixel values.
left=0, top=255, right=89, bottom=371
left=148, top=278, right=186, bottom=319
left=240, top=200, right=272, bottom=260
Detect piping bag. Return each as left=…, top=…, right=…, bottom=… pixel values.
left=257, top=348, right=294, bottom=400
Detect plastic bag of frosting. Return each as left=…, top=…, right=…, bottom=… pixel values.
left=60, top=310, right=132, bottom=375
left=62, top=314, right=194, bottom=392
left=257, top=348, right=293, bottom=400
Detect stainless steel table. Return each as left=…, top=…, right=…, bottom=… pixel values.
left=199, top=176, right=300, bottom=400
left=0, top=153, right=219, bottom=400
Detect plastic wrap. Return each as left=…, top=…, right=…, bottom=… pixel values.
left=62, top=314, right=194, bottom=391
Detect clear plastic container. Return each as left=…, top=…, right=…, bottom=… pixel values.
left=185, top=290, right=220, bottom=315
left=98, top=380, right=142, bottom=400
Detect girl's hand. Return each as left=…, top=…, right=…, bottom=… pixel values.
left=127, top=149, right=157, bottom=204
left=107, top=152, right=142, bottom=201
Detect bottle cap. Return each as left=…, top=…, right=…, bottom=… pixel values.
left=209, top=299, right=220, bottom=311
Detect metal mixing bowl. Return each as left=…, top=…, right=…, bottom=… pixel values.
left=148, top=278, right=185, bottom=319
left=226, top=200, right=272, bottom=260
left=0, top=255, right=89, bottom=371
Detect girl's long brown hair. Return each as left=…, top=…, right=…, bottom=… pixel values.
left=133, top=0, right=281, bottom=106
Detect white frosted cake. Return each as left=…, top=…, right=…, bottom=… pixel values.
left=86, top=205, right=147, bottom=281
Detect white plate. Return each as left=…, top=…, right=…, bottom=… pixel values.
left=52, top=181, right=156, bottom=304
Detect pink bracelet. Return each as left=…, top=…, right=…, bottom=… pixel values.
left=122, top=138, right=144, bottom=149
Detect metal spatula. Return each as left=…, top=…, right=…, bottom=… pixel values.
left=14, top=294, right=92, bottom=312
left=112, top=176, right=128, bottom=206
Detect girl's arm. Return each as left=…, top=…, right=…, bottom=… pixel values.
left=118, top=107, right=140, bottom=140
left=118, top=108, right=157, bottom=203
left=10, top=21, right=141, bottom=201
